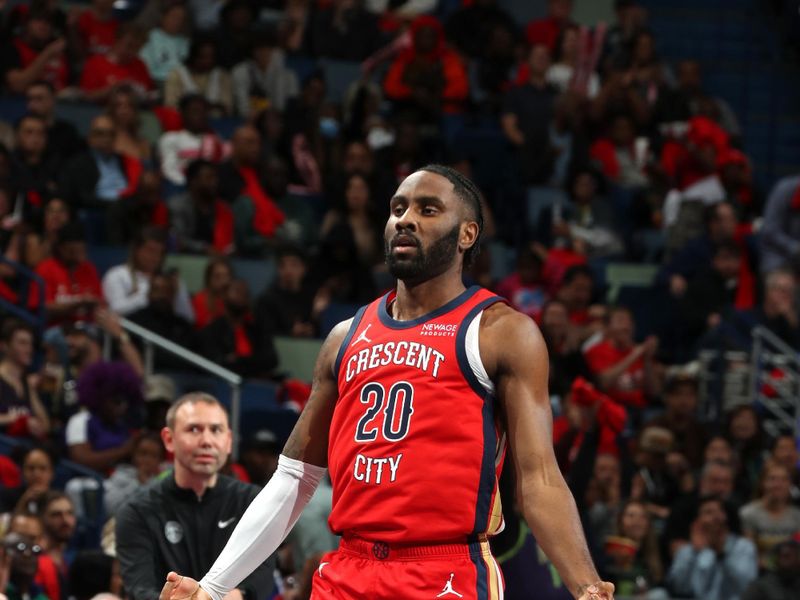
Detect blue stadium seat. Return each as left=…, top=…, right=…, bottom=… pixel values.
left=319, top=302, right=360, bottom=337
left=87, top=244, right=128, bottom=276
left=230, top=256, right=276, bottom=298
left=318, top=59, right=363, bottom=103
left=0, top=96, right=26, bottom=123
left=55, top=102, right=102, bottom=136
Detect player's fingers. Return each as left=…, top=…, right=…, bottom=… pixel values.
left=159, top=578, right=175, bottom=600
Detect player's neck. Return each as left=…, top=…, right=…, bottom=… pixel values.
left=393, top=272, right=466, bottom=321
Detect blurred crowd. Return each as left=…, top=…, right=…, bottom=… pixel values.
left=0, top=0, right=799, bottom=599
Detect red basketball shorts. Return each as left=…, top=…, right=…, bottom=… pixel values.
left=309, top=536, right=504, bottom=600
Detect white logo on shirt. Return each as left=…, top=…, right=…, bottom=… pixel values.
left=164, top=521, right=183, bottom=544
left=351, top=324, right=373, bottom=346
left=317, top=562, right=330, bottom=578
left=217, top=517, right=236, bottom=528
left=436, top=573, right=463, bottom=597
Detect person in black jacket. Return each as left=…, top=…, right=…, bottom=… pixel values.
left=116, top=393, right=275, bottom=600
left=200, top=279, right=278, bottom=379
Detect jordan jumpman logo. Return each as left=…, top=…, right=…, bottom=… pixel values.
left=351, top=324, right=373, bottom=346
left=436, top=573, right=463, bottom=598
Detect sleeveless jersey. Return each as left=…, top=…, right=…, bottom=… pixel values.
left=328, top=286, right=507, bottom=544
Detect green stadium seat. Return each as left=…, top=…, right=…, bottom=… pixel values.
left=274, top=336, right=323, bottom=382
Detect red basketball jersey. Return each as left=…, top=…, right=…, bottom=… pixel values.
left=328, top=286, right=507, bottom=544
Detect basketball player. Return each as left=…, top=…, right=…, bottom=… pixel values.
left=160, top=166, right=614, bottom=600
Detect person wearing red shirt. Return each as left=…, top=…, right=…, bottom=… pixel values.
left=191, top=258, right=233, bottom=330
left=383, top=15, right=469, bottom=119
left=525, top=0, right=576, bottom=52
left=584, top=306, right=659, bottom=409
left=76, top=0, right=119, bottom=57
left=2, top=7, right=69, bottom=93
left=29, top=222, right=103, bottom=326
left=80, top=24, right=153, bottom=103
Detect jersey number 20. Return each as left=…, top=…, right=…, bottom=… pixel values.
left=355, top=381, right=415, bottom=443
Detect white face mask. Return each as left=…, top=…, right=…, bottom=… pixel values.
left=367, top=127, right=395, bottom=151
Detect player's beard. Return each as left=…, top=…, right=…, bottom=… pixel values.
left=385, top=224, right=460, bottom=283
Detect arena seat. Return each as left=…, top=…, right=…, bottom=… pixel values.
left=274, top=336, right=322, bottom=382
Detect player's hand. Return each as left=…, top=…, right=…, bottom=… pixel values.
left=160, top=572, right=211, bottom=600
left=576, top=581, right=614, bottom=600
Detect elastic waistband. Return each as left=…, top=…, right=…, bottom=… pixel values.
left=339, top=535, right=490, bottom=561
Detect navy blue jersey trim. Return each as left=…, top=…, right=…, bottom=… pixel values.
left=470, top=550, right=490, bottom=600
left=454, top=295, right=504, bottom=538
left=377, top=286, right=481, bottom=329
left=333, top=304, right=368, bottom=379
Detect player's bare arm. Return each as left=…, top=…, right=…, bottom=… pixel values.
left=480, top=303, right=614, bottom=600
left=282, top=317, right=351, bottom=466
left=160, top=320, right=350, bottom=600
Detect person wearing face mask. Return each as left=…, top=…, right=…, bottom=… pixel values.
left=198, top=279, right=278, bottom=379
left=128, top=271, right=198, bottom=370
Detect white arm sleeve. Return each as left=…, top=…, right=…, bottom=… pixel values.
left=199, top=455, right=326, bottom=600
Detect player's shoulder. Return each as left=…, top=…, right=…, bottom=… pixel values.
left=481, top=301, right=541, bottom=338
left=479, top=302, right=545, bottom=373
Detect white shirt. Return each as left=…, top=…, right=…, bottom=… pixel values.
left=102, top=264, right=195, bottom=322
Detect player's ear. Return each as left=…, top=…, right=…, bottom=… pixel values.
left=459, top=221, right=479, bottom=254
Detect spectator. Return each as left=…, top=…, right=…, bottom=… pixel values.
left=107, top=170, right=170, bottom=244
left=547, top=25, right=600, bottom=98
left=659, top=200, right=740, bottom=297
left=496, top=245, right=549, bottom=321
left=0, top=321, right=50, bottom=439
left=38, top=491, right=78, bottom=579
left=76, top=0, right=119, bottom=57
left=585, top=452, right=623, bottom=543
left=728, top=269, right=800, bottom=349
left=589, top=114, right=650, bottom=190
left=525, top=0, right=575, bottom=52
left=79, top=24, right=154, bottom=104
left=129, top=271, right=197, bottom=369
left=600, top=0, right=647, bottom=75
left=238, top=429, right=280, bottom=488
left=680, top=240, right=750, bottom=344
left=741, top=539, right=800, bottom=600
left=726, top=405, right=767, bottom=501
left=163, top=35, right=233, bottom=115
left=265, top=155, right=318, bottom=248
left=320, top=173, right=384, bottom=267
left=717, top=148, right=759, bottom=221
left=22, top=196, right=70, bottom=270
left=383, top=15, right=469, bottom=121
left=537, top=169, right=622, bottom=258
left=104, top=432, right=166, bottom=517
left=158, top=94, right=227, bottom=186
left=191, top=257, right=233, bottom=330
left=2, top=7, right=69, bottom=93
left=667, top=495, right=758, bottom=600
left=221, top=127, right=285, bottom=256
left=64, top=361, right=143, bottom=473
left=501, top=43, right=557, bottom=184
left=3, top=509, right=60, bottom=600
left=645, top=367, right=709, bottom=468
left=740, top=462, right=800, bottom=569
left=255, top=245, right=315, bottom=338
left=663, top=459, right=738, bottom=559
left=231, top=30, right=299, bottom=117
left=0, top=446, right=54, bottom=514
left=106, top=84, right=155, bottom=164
left=631, top=426, right=681, bottom=518
left=759, top=174, right=800, bottom=274
left=584, top=306, right=659, bottom=409
left=10, top=114, right=60, bottom=218
left=169, top=160, right=234, bottom=255
left=24, top=81, right=84, bottom=162
left=554, top=264, right=595, bottom=326
left=142, top=374, right=177, bottom=432
left=338, top=139, right=397, bottom=208
left=603, top=500, right=667, bottom=598
left=0, top=528, right=48, bottom=600
left=445, top=0, right=518, bottom=60
left=674, top=59, right=741, bottom=138
left=68, top=550, right=123, bottom=600
left=116, top=393, right=275, bottom=599
left=624, top=31, right=674, bottom=107
left=199, top=279, right=279, bottom=379
left=102, top=226, right=193, bottom=320
left=213, top=0, right=255, bottom=69
left=59, top=114, right=142, bottom=209
left=29, top=222, right=103, bottom=326
left=540, top=299, right=591, bottom=398
left=138, top=1, right=189, bottom=86
left=770, top=434, right=800, bottom=493
left=307, top=0, right=382, bottom=61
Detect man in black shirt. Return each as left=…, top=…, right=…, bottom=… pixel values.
left=116, top=393, right=275, bottom=600
left=25, top=81, right=84, bottom=162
